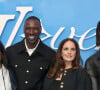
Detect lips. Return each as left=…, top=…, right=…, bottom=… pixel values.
left=64, top=54, right=72, bottom=58
left=66, top=56, right=73, bottom=59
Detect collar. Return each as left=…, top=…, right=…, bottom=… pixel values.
left=16, top=39, right=47, bottom=56
left=25, top=39, right=40, bottom=56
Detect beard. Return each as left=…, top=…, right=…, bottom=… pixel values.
left=26, top=35, right=39, bottom=45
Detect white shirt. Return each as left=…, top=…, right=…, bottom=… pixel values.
left=0, top=65, right=12, bottom=90
left=25, top=39, right=40, bottom=56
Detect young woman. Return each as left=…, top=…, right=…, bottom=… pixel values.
left=0, top=41, right=17, bottom=90
left=42, top=38, right=92, bottom=90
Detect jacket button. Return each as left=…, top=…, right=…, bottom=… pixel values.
left=14, top=64, right=18, bottom=68
left=26, top=70, right=29, bottom=73
left=25, top=81, right=28, bottom=84
left=28, top=59, right=31, bottom=62
left=40, top=67, right=43, bottom=70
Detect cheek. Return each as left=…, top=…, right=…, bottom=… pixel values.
left=72, top=52, right=76, bottom=58
left=61, top=50, right=66, bottom=56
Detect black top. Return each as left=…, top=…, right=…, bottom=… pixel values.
left=6, top=39, right=55, bottom=90
left=42, top=68, right=92, bottom=90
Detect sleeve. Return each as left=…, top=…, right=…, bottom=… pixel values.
left=85, top=59, right=98, bottom=90
left=42, top=76, right=53, bottom=90
left=76, top=69, right=92, bottom=90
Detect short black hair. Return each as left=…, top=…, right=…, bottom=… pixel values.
left=24, top=16, right=41, bottom=28
left=25, top=16, right=40, bottom=23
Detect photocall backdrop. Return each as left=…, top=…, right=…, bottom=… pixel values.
left=0, top=0, right=100, bottom=65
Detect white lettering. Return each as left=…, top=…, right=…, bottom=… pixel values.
left=6, top=7, right=32, bottom=47
left=51, top=27, right=65, bottom=49
left=0, top=15, right=15, bottom=36
left=78, top=27, right=96, bottom=50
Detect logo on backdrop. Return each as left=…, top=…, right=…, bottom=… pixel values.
left=0, top=7, right=96, bottom=50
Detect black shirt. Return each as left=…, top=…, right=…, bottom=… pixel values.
left=42, top=68, right=92, bottom=90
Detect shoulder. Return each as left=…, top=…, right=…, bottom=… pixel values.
left=37, top=41, right=56, bottom=57
left=75, top=68, right=92, bottom=82
left=86, top=51, right=99, bottom=62
left=85, top=51, right=100, bottom=67
left=75, top=68, right=89, bottom=77
left=40, top=41, right=55, bottom=53
left=6, top=40, right=24, bottom=52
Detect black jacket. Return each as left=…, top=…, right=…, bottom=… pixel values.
left=85, top=51, right=100, bottom=90
left=6, top=39, right=55, bottom=90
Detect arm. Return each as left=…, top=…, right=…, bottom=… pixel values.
left=85, top=60, right=97, bottom=90
left=76, top=69, right=92, bottom=90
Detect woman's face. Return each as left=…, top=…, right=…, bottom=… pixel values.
left=61, top=40, right=76, bottom=63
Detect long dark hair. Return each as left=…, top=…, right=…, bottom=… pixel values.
left=47, top=38, right=82, bottom=78
left=0, top=41, right=8, bottom=68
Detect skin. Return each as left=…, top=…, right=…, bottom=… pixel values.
left=24, top=19, right=41, bottom=49
left=61, top=40, right=76, bottom=69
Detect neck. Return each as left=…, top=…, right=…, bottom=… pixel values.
left=65, top=61, right=72, bottom=69
left=26, top=40, right=39, bottom=49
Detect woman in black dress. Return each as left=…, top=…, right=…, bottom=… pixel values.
left=42, top=38, right=92, bottom=90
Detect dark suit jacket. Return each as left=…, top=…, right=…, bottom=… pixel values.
left=85, top=51, right=100, bottom=90
left=6, top=39, right=55, bottom=90
left=8, top=67, right=17, bottom=90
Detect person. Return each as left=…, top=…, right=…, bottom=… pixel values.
left=0, top=41, right=17, bottom=90
left=42, top=38, right=92, bottom=90
left=6, top=16, right=55, bottom=90
left=85, top=21, right=100, bottom=90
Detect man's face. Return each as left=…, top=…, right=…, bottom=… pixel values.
left=24, top=19, right=41, bottom=45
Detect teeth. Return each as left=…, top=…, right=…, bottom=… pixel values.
left=29, top=36, right=35, bottom=39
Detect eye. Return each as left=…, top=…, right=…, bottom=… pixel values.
left=64, top=48, right=68, bottom=50
left=25, top=27, right=31, bottom=30
left=71, top=48, right=75, bottom=51
left=33, top=27, right=40, bottom=30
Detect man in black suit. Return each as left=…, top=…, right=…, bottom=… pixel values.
left=6, top=16, right=55, bottom=90
left=85, top=21, right=100, bottom=90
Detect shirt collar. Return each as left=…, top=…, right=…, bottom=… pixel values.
left=25, top=39, right=40, bottom=55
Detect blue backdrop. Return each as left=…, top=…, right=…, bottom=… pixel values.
left=0, top=0, right=100, bottom=65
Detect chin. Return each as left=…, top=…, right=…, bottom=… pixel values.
left=64, top=58, right=74, bottom=62
left=29, top=41, right=36, bottom=44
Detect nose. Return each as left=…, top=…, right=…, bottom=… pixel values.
left=30, top=29, right=34, bottom=34
left=68, top=50, right=71, bottom=54
left=30, top=29, right=39, bottom=35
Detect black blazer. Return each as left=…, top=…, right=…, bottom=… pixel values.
left=85, top=51, right=100, bottom=90
left=6, top=39, right=55, bottom=90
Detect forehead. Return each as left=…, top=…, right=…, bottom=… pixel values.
left=25, top=19, right=41, bottom=27
left=63, top=40, right=76, bottom=48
